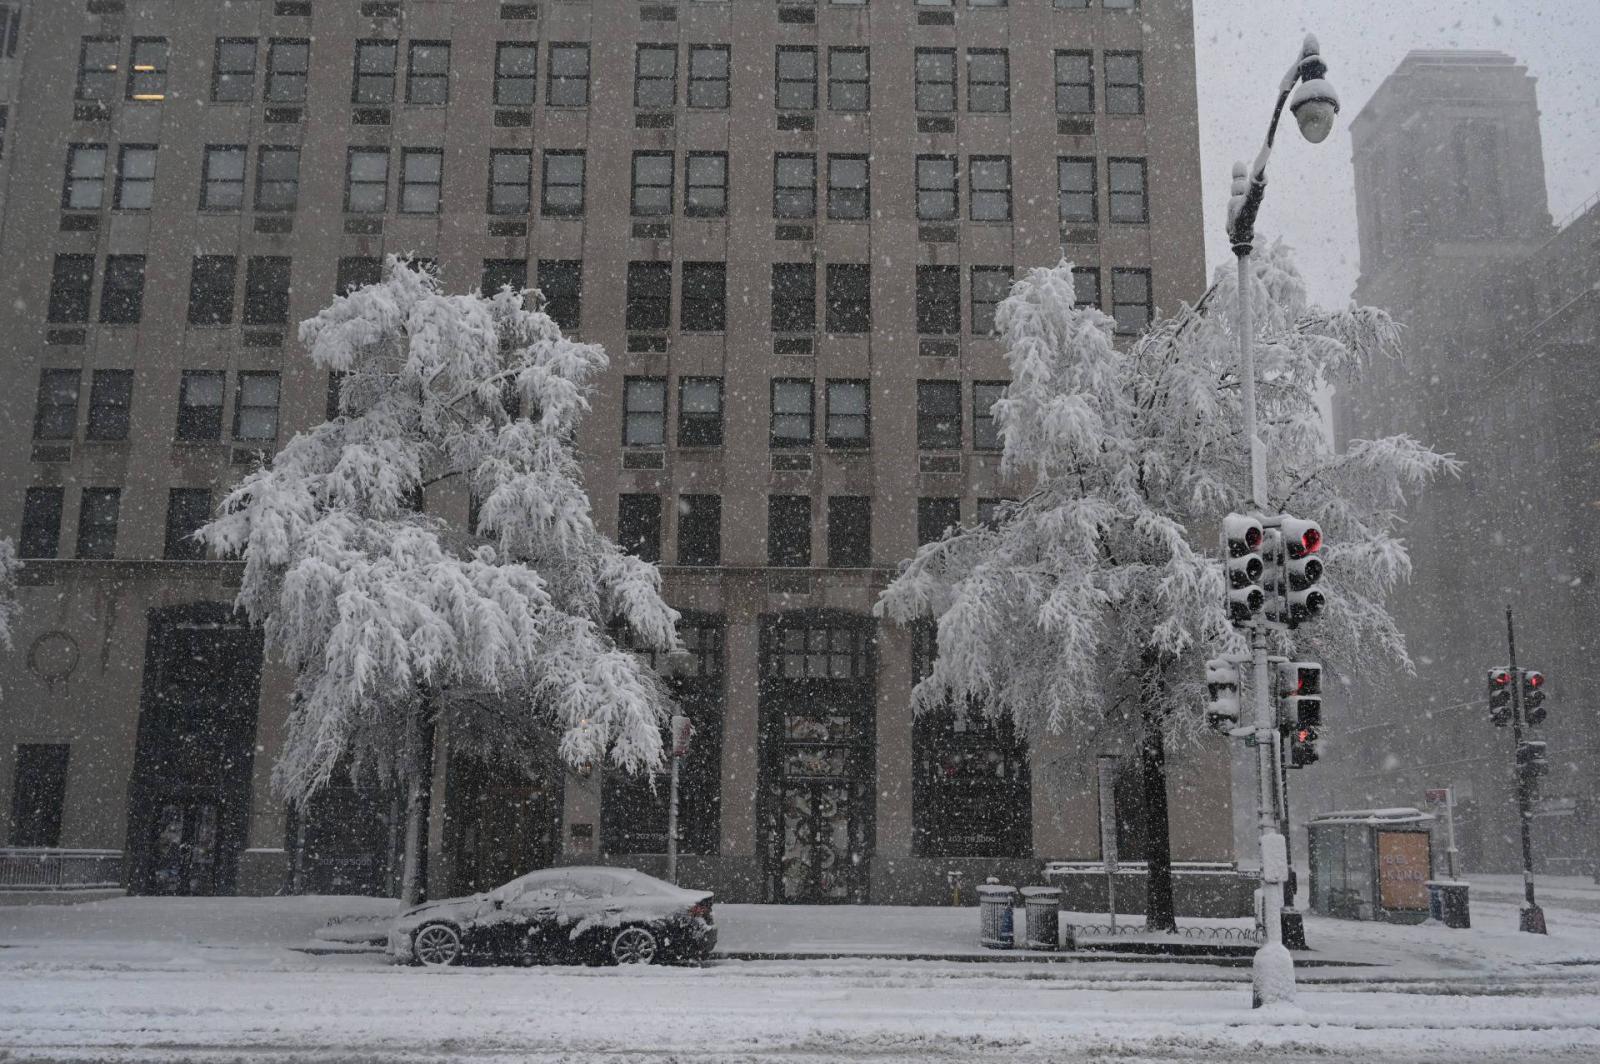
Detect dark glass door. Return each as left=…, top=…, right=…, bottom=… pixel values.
left=146, top=798, right=221, bottom=896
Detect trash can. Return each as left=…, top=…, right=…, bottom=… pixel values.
left=1425, top=880, right=1470, bottom=929
left=978, top=882, right=1017, bottom=949
left=1021, top=886, right=1061, bottom=950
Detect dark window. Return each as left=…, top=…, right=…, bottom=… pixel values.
left=187, top=255, right=236, bottom=325
left=677, top=494, right=721, bottom=567
left=1108, top=157, right=1148, bottom=223
left=399, top=149, right=442, bottom=213
left=127, top=37, right=169, bottom=101
left=626, top=262, right=672, bottom=332
left=538, top=260, right=582, bottom=331
left=1105, top=50, right=1144, bottom=115
left=917, top=496, right=961, bottom=546
left=255, top=146, right=300, bottom=211
left=242, top=257, right=291, bottom=326
left=202, top=145, right=247, bottom=210
left=20, top=488, right=64, bottom=559
left=99, top=255, right=147, bottom=324
left=353, top=39, right=396, bottom=104
left=34, top=369, right=80, bottom=440
left=681, top=262, right=726, bottom=333
left=1055, top=50, right=1093, bottom=113
left=827, top=496, right=871, bottom=568
left=1058, top=157, right=1096, bottom=223
left=770, top=379, right=813, bottom=447
left=345, top=149, right=388, bottom=213
left=825, top=264, right=870, bottom=333
left=617, top=494, right=662, bottom=562
left=1073, top=266, right=1101, bottom=309
left=336, top=256, right=382, bottom=295
left=64, top=143, right=106, bottom=210
left=775, top=46, right=816, bottom=110
left=828, top=47, right=869, bottom=111
left=771, top=263, right=815, bottom=332
left=406, top=41, right=450, bottom=104
left=326, top=371, right=346, bottom=420
left=970, top=267, right=1011, bottom=336
left=768, top=496, right=812, bottom=568
left=915, top=48, right=955, bottom=112
left=685, top=152, right=727, bottom=217
left=116, top=145, right=157, bottom=210
left=77, top=37, right=120, bottom=101
left=164, top=488, right=212, bottom=560
left=86, top=369, right=133, bottom=442
left=973, top=381, right=1005, bottom=450
left=495, top=42, right=538, bottom=106
left=827, top=154, right=869, bottom=220
left=213, top=37, right=257, bottom=102
left=623, top=377, right=667, bottom=447
left=635, top=44, right=676, bottom=109
left=917, top=380, right=961, bottom=450
left=825, top=379, right=869, bottom=447
left=548, top=43, right=590, bottom=107
left=491, top=150, right=534, bottom=215
left=774, top=153, right=816, bottom=219
left=176, top=370, right=226, bottom=440
left=47, top=254, right=94, bottom=323
left=916, top=155, right=958, bottom=221
left=482, top=258, right=527, bottom=299
left=969, top=156, right=1011, bottom=222
left=967, top=49, right=1008, bottom=113
left=76, top=487, right=120, bottom=559
left=234, top=372, right=281, bottom=442
left=540, top=150, right=583, bottom=216
left=1105, top=0, right=1139, bottom=8
left=631, top=151, right=674, bottom=217
left=688, top=44, right=730, bottom=109
left=917, top=265, right=960, bottom=335
left=677, top=377, right=723, bottom=447
left=9, top=745, right=70, bottom=848
left=266, top=38, right=310, bottom=103
left=1111, top=268, right=1152, bottom=334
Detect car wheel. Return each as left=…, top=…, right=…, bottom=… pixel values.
left=610, top=926, right=658, bottom=965
left=413, top=923, right=464, bottom=967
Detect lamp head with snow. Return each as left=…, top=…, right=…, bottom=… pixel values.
left=1290, top=35, right=1340, bottom=145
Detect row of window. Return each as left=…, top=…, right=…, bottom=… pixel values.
left=76, top=36, right=1146, bottom=116
left=622, top=376, right=1004, bottom=451
left=616, top=491, right=1001, bottom=570
left=63, top=141, right=1149, bottom=228
left=46, top=254, right=292, bottom=328
left=35, top=367, right=281, bottom=445
left=18, top=484, right=211, bottom=562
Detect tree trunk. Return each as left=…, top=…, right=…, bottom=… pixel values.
left=399, top=700, right=434, bottom=907
left=1139, top=712, right=1177, bottom=932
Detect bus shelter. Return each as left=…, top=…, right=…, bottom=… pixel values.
left=1306, top=808, right=1435, bottom=923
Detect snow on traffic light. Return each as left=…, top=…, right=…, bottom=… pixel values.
left=1278, top=517, right=1325, bottom=627
left=1205, top=657, right=1242, bottom=732
left=1487, top=667, right=1514, bottom=727
left=1221, top=513, right=1265, bottom=625
left=1521, top=670, right=1546, bottom=726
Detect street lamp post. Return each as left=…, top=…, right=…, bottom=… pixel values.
left=1224, top=34, right=1340, bottom=1010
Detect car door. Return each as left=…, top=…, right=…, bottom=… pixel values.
left=499, top=874, right=570, bottom=960
left=558, top=873, right=626, bottom=955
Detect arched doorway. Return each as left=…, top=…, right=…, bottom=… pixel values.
left=757, top=610, right=876, bottom=903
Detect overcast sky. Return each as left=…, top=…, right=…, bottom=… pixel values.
left=1191, top=0, right=1600, bottom=307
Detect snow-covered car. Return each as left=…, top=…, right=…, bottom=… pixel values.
left=388, top=866, right=716, bottom=967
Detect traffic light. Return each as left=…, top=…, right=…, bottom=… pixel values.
left=1205, top=658, right=1242, bottom=732
left=1516, top=740, right=1548, bottom=778
left=1522, top=670, right=1546, bottom=726
left=1279, top=517, right=1325, bottom=627
left=1221, top=514, right=1266, bottom=624
left=1487, top=667, right=1514, bottom=727
left=1276, top=661, right=1323, bottom=733
left=1289, top=725, right=1320, bottom=768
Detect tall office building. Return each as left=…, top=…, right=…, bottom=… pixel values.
left=0, top=0, right=1229, bottom=906
left=1335, top=51, right=1600, bottom=872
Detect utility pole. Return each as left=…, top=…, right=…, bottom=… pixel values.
left=1505, top=608, right=1546, bottom=934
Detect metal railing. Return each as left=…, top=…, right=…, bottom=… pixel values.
left=0, top=848, right=123, bottom=890
left=1070, top=923, right=1263, bottom=943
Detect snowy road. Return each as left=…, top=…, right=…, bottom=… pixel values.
left=5, top=953, right=1600, bottom=1063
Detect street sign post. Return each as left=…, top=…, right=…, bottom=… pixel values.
left=1424, top=787, right=1461, bottom=880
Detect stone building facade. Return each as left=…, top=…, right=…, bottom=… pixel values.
left=0, top=0, right=1239, bottom=907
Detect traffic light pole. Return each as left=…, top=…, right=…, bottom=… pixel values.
left=1505, top=607, right=1545, bottom=933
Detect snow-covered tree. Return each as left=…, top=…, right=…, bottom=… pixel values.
left=199, top=258, right=679, bottom=903
left=877, top=242, right=1457, bottom=929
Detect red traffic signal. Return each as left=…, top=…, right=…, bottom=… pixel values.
left=1280, top=518, right=1323, bottom=560
left=1522, top=670, right=1547, bottom=726
left=1487, top=667, right=1514, bottom=727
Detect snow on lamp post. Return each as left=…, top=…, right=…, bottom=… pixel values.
left=1223, top=34, right=1340, bottom=1010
